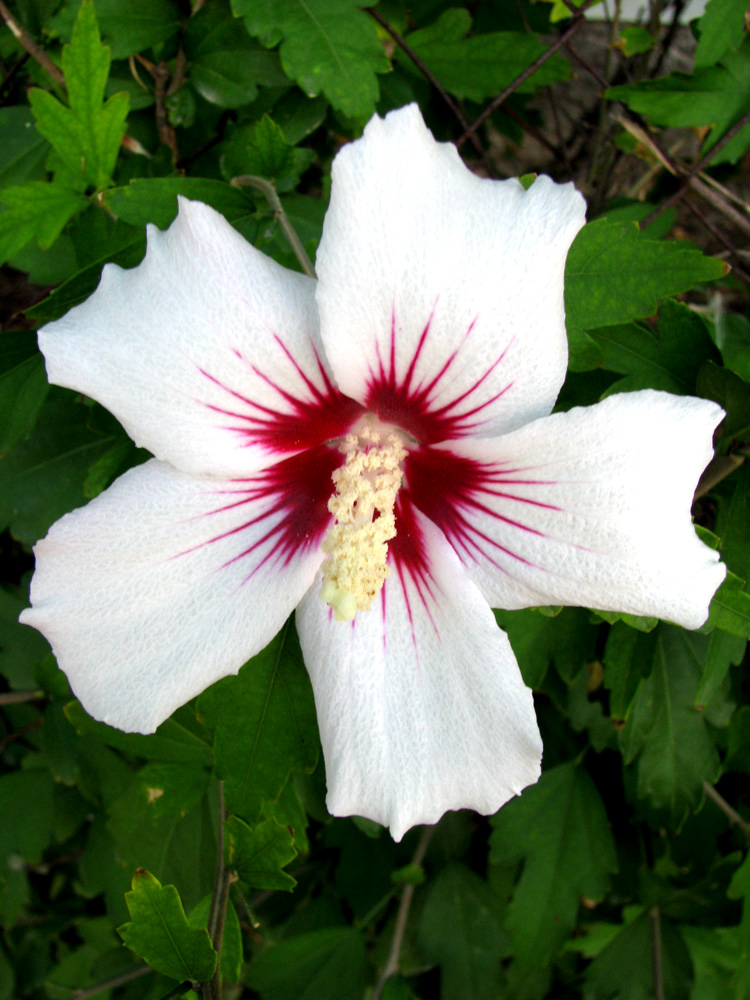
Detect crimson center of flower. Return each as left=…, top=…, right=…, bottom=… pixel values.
left=320, top=421, right=408, bottom=622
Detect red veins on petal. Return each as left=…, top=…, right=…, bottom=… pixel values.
left=198, top=337, right=363, bottom=457
left=405, top=447, right=560, bottom=575
left=179, top=444, right=341, bottom=577
left=365, top=310, right=514, bottom=444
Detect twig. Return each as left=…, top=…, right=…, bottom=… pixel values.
left=230, top=174, right=316, bottom=278
left=205, top=782, right=234, bottom=1000
left=703, top=781, right=750, bottom=837
left=685, top=200, right=749, bottom=284
left=371, top=826, right=434, bottom=1000
left=71, top=965, right=152, bottom=1000
left=650, top=906, right=664, bottom=1000
left=0, top=0, right=64, bottom=86
left=0, top=689, right=44, bottom=705
left=458, top=0, right=598, bottom=147
left=0, top=49, right=29, bottom=102
left=366, top=8, right=491, bottom=170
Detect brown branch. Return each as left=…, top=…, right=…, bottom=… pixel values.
left=367, top=8, right=491, bottom=169
left=0, top=49, right=29, bottom=102
left=0, top=689, right=44, bottom=705
left=0, top=0, right=64, bottom=86
left=458, top=0, right=600, bottom=148
left=685, top=200, right=749, bottom=284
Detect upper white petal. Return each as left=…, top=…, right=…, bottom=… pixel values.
left=315, top=104, right=586, bottom=441
left=296, top=504, right=542, bottom=842
left=39, top=199, right=349, bottom=479
left=20, top=457, right=326, bottom=732
left=418, top=391, right=725, bottom=628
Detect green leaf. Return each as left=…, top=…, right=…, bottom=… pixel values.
left=489, top=762, right=617, bottom=968
left=184, top=1, right=287, bottom=109
left=0, top=106, right=48, bottom=189
left=417, top=863, right=508, bottom=1000
left=0, top=581, right=50, bottom=688
left=695, top=630, right=746, bottom=708
left=221, top=115, right=297, bottom=183
left=118, top=870, right=217, bottom=983
left=705, top=571, right=750, bottom=639
left=0, top=182, right=87, bottom=263
left=29, top=0, right=129, bottom=190
left=616, top=25, right=655, bottom=57
left=225, top=816, right=297, bottom=891
left=584, top=911, right=693, bottom=1000
left=695, top=0, right=748, bottom=69
left=197, top=620, right=319, bottom=825
left=0, top=331, right=49, bottom=455
left=592, top=300, right=721, bottom=396
left=715, top=459, right=750, bottom=583
left=102, top=177, right=256, bottom=230
left=607, top=39, right=750, bottom=165
left=726, top=854, right=750, bottom=998
left=618, top=626, right=721, bottom=827
left=494, top=607, right=598, bottom=687
left=188, top=896, right=243, bottom=985
left=565, top=220, right=727, bottom=345
left=603, top=623, right=658, bottom=721
left=64, top=700, right=213, bottom=764
left=697, top=361, right=750, bottom=443
left=247, top=928, right=369, bottom=1000
left=714, top=313, right=750, bottom=382
left=234, top=0, right=389, bottom=120
left=401, top=9, right=569, bottom=103
left=93, top=0, right=180, bottom=59
left=0, top=390, right=128, bottom=544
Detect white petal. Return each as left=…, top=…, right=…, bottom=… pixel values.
left=296, top=503, right=542, bottom=841
left=39, top=199, right=359, bottom=479
left=408, top=391, right=725, bottom=628
left=20, top=455, right=331, bottom=732
left=316, top=104, right=585, bottom=443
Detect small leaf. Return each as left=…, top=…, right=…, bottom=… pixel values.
left=29, top=0, right=129, bottom=190
left=197, top=620, right=319, bottom=825
left=694, top=0, right=748, bottom=69
left=221, top=115, right=297, bottom=182
left=490, top=762, right=617, bottom=968
left=616, top=25, right=655, bottom=57
left=565, top=219, right=726, bottom=338
left=225, top=816, right=297, bottom=891
left=234, top=0, right=389, bottom=120
left=118, top=870, right=217, bottom=983
left=705, top=571, right=750, bottom=639
left=0, top=182, right=87, bottom=263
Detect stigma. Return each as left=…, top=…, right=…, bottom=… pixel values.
left=321, top=424, right=407, bottom=621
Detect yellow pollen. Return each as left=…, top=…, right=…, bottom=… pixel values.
left=321, top=427, right=407, bottom=621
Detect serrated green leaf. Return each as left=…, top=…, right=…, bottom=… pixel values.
left=197, top=620, right=319, bottom=825
left=102, top=177, right=256, bottom=230
left=0, top=182, right=87, bottom=263
left=225, top=816, right=297, bottom=891
left=695, top=0, right=748, bottom=69
left=697, top=361, right=750, bottom=443
left=695, top=630, right=746, bottom=707
left=592, top=299, right=720, bottom=396
left=727, top=854, right=750, bottom=998
left=118, top=870, right=217, bottom=983
left=616, top=25, right=655, bottom=57
left=565, top=220, right=727, bottom=340
left=188, top=896, right=243, bottom=985
left=584, top=912, right=692, bottom=1000
left=618, top=626, right=721, bottom=827
left=0, top=581, right=50, bottom=688
left=417, top=863, right=508, bottom=1000
left=29, top=1, right=128, bottom=190
left=93, top=0, right=181, bottom=59
left=489, top=762, right=617, bottom=968
left=184, top=1, right=286, bottom=109
left=401, top=9, right=569, bottom=103
left=221, top=115, right=297, bottom=182
left=234, top=0, right=389, bottom=120
left=705, top=571, right=750, bottom=639
left=0, top=331, right=49, bottom=455
left=247, top=928, right=369, bottom=1000
left=714, top=313, right=750, bottom=381
left=494, top=606, right=598, bottom=687
left=682, top=925, right=744, bottom=1000
left=64, top=700, right=214, bottom=765
left=263, top=774, right=310, bottom=854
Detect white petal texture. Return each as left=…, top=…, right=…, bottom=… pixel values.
left=20, top=453, right=335, bottom=732
left=407, top=391, right=725, bottom=629
left=316, top=103, right=586, bottom=443
left=296, top=504, right=542, bottom=841
left=39, top=199, right=360, bottom=479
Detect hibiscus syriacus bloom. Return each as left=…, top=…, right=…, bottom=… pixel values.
left=21, top=105, right=725, bottom=840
